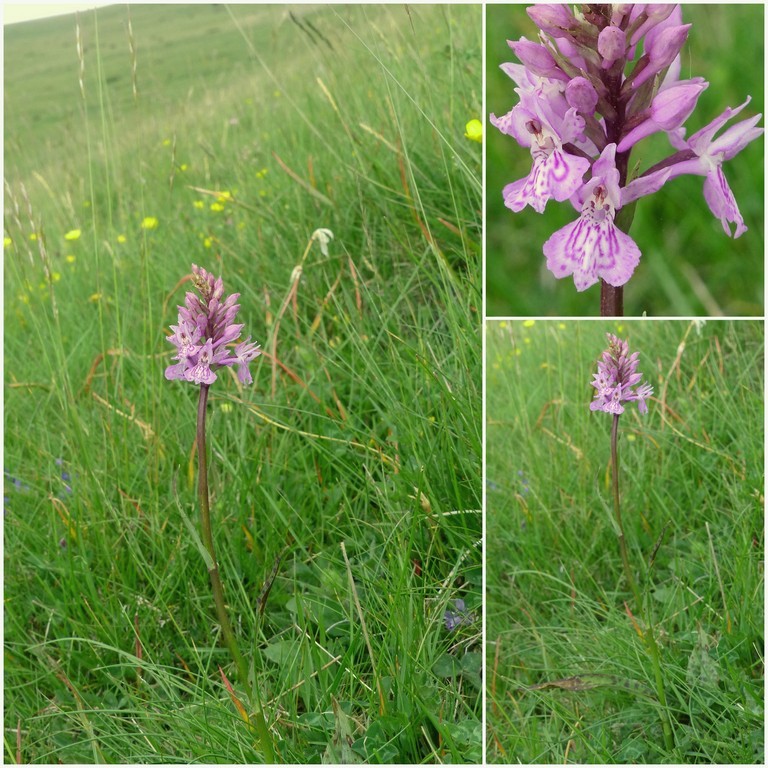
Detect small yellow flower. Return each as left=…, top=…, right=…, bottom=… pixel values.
left=29, top=233, right=38, bottom=241
left=464, top=118, right=483, bottom=143
left=141, top=217, right=158, bottom=230
left=258, top=190, right=267, bottom=198
left=523, top=319, right=535, bottom=328
left=162, top=138, right=171, bottom=146
left=217, top=191, right=233, bottom=203
left=52, top=272, right=61, bottom=283
left=558, top=322, right=567, bottom=330
left=89, top=292, right=102, bottom=302
left=499, top=321, right=507, bottom=328
left=65, top=255, right=76, bottom=264
left=193, top=200, right=205, bottom=209
left=256, top=168, right=268, bottom=179
left=83, top=200, right=91, bottom=208
left=220, top=403, right=233, bottom=413
left=210, top=203, right=225, bottom=212
left=64, top=229, right=81, bottom=241
left=179, top=163, right=188, bottom=172
left=117, top=234, right=127, bottom=244
left=203, top=237, right=213, bottom=248
left=3, top=236, right=12, bottom=248
left=18, top=293, right=30, bottom=304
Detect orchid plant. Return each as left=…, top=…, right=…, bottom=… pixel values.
left=491, top=4, right=763, bottom=315
left=590, top=333, right=673, bottom=750
left=166, top=265, right=275, bottom=761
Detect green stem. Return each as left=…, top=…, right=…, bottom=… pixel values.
left=611, top=414, right=675, bottom=752
left=197, top=384, right=276, bottom=763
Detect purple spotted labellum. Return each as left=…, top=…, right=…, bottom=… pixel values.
left=492, top=4, right=763, bottom=315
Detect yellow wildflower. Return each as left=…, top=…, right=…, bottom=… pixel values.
left=52, top=272, right=61, bottom=283
left=193, top=200, right=205, bottom=209
left=117, top=234, right=127, bottom=244
left=464, top=119, right=483, bottom=143
left=217, top=191, right=233, bottom=203
left=179, top=163, right=188, bottom=172
left=64, top=229, right=81, bottom=241
left=141, top=217, right=158, bottom=230
left=203, top=237, right=213, bottom=248
left=65, top=255, right=76, bottom=264
left=210, top=203, right=225, bottom=212
left=3, top=237, right=12, bottom=248
left=89, top=292, right=102, bottom=302
left=523, top=319, right=535, bottom=328
left=29, top=233, right=38, bottom=241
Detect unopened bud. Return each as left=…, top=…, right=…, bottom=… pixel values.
left=597, top=26, right=626, bottom=68
left=566, top=77, right=599, bottom=114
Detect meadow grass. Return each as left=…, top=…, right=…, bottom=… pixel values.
left=486, top=4, right=765, bottom=317
left=3, top=5, right=482, bottom=762
left=486, top=319, right=763, bottom=763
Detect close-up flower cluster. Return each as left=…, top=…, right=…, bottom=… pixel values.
left=165, top=264, right=261, bottom=387
left=589, top=332, right=653, bottom=414
left=491, top=4, right=763, bottom=304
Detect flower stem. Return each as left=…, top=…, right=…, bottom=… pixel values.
left=611, top=414, right=675, bottom=752
left=600, top=282, right=624, bottom=317
left=196, top=384, right=276, bottom=763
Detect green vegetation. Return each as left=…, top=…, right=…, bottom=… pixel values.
left=4, top=4, right=482, bottom=762
left=486, top=320, right=763, bottom=763
left=486, top=5, right=765, bottom=316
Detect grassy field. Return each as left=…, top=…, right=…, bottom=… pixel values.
left=4, top=4, right=482, bottom=763
left=486, top=319, right=764, bottom=763
left=486, top=4, right=765, bottom=317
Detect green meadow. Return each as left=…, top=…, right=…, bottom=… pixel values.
left=486, top=320, right=763, bottom=763
left=486, top=4, right=765, bottom=317
left=4, top=4, right=482, bottom=763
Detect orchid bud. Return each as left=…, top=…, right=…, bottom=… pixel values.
left=632, top=23, right=691, bottom=89
left=651, top=79, right=707, bottom=129
left=566, top=76, right=599, bottom=113
left=598, top=26, right=626, bottom=68
left=508, top=38, right=567, bottom=80
left=526, top=4, right=578, bottom=38
left=629, top=4, right=678, bottom=45
left=617, top=78, right=708, bottom=151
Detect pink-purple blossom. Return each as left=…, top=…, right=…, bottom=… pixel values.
left=544, top=143, right=641, bottom=291
left=166, top=265, right=261, bottom=387
left=590, top=334, right=653, bottom=415
left=492, top=4, right=762, bottom=298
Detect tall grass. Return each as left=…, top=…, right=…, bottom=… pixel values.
left=485, top=319, right=764, bottom=763
left=4, top=5, right=482, bottom=762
